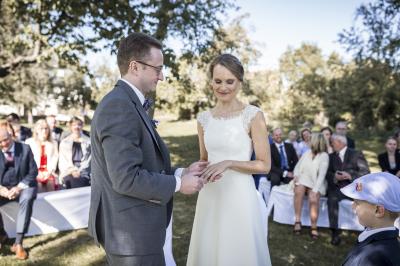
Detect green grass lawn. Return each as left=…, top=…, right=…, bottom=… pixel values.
left=0, top=119, right=385, bottom=265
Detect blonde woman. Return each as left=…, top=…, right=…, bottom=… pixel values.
left=25, top=119, right=59, bottom=192
left=293, top=133, right=329, bottom=239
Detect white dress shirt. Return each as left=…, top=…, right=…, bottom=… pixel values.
left=338, top=146, right=348, bottom=162
left=358, top=226, right=397, bottom=242
left=119, top=79, right=182, bottom=192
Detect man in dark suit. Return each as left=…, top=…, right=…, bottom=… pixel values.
left=0, top=128, right=37, bottom=260
left=326, top=134, right=370, bottom=246
left=335, top=121, right=355, bottom=149
left=5, top=113, right=32, bottom=142
left=269, top=128, right=298, bottom=188
left=89, top=33, right=206, bottom=265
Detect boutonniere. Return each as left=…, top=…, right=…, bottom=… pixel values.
left=151, top=119, right=159, bottom=128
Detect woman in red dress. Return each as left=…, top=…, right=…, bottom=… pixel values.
left=26, top=119, right=59, bottom=192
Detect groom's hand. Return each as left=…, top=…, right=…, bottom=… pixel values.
left=180, top=171, right=204, bottom=195
left=183, top=161, right=209, bottom=176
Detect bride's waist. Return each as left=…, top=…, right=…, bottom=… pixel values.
left=208, top=157, right=250, bottom=164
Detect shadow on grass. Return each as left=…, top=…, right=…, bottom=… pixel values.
left=163, top=135, right=200, bottom=167
left=268, top=221, right=358, bottom=266
left=0, top=230, right=105, bottom=266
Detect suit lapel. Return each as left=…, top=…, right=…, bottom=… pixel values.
left=117, top=80, right=162, bottom=154
left=271, top=144, right=280, bottom=164
left=396, top=150, right=400, bottom=167
left=14, top=142, right=22, bottom=177
left=384, top=152, right=391, bottom=170
left=154, top=130, right=171, bottom=170
left=343, top=149, right=351, bottom=166
left=135, top=105, right=161, bottom=151
left=0, top=153, right=5, bottom=184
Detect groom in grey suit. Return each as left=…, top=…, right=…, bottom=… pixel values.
left=89, top=33, right=206, bottom=265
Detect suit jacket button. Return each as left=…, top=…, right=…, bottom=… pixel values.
left=160, top=170, right=166, bottom=174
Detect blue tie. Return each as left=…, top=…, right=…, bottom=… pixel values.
left=143, top=98, right=153, bottom=111
left=279, top=144, right=288, bottom=170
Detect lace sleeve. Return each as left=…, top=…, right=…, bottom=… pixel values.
left=242, top=105, right=263, bottom=132
left=197, top=111, right=210, bottom=129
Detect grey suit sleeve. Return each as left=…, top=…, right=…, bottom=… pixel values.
left=96, top=98, right=175, bottom=205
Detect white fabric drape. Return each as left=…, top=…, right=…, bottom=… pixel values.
left=266, top=185, right=364, bottom=231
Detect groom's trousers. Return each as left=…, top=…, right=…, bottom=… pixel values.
left=106, top=253, right=165, bottom=266
left=96, top=201, right=166, bottom=266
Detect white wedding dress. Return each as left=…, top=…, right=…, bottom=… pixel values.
left=187, top=105, right=272, bottom=266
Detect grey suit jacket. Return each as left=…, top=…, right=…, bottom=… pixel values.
left=88, top=80, right=176, bottom=256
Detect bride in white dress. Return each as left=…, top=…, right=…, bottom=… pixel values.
left=187, top=54, right=272, bottom=266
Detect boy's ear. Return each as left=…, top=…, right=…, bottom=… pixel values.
left=375, top=205, right=385, bottom=218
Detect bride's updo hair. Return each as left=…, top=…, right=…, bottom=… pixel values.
left=209, top=54, right=244, bottom=82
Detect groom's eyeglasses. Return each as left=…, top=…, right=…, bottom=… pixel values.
left=134, top=60, right=163, bottom=76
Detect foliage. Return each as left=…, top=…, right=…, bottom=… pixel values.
left=338, top=0, right=400, bottom=70
left=337, top=0, right=400, bottom=130
left=157, top=15, right=261, bottom=119
left=246, top=69, right=284, bottom=127
left=90, top=64, right=120, bottom=104
left=0, top=0, right=235, bottom=78
left=277, top=43, right=332, bottom=127
left=326, top=60, right=400, bottom=130
left=0, top=0, right=236, bottom=115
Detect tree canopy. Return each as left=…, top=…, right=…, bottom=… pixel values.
left=0, top=0, right=235, bottom=78
left=339, top=0, right=400, bottom=69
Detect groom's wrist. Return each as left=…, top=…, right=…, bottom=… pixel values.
left=174, top=168, right=184, bottom=192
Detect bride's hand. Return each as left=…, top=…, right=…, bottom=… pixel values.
left=183, top=161, right=209, bottom=176
left=200, top=160, right=232, bottom=183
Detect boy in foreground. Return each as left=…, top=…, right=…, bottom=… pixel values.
left=340, top=172, right=400, bottom=266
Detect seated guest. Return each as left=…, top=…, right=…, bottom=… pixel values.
left=320, top=126, right=334, bottom=154
left=326, top=134, right=370, bottom=245
left=46, top=115, right=63, bottom=144
left=25, top=120, right=59, bottom=193
left=59, top=117, right=91, bottom=189
left=285, top=130, right=301, bottom=158
left=298, top=128, right=311, bottom=157
left=5, top=113, right=32, bottom=142
left=270, top=128, right=298, bottom=188
left=60, top=117, right=90, bottom=141
left=293, top=133, right=329, bottom=239
left=335, top=121, right=355, bottom=149
left=0, top=128, right=37, bottom=260
left=378, top=137, right=400, bottom=177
